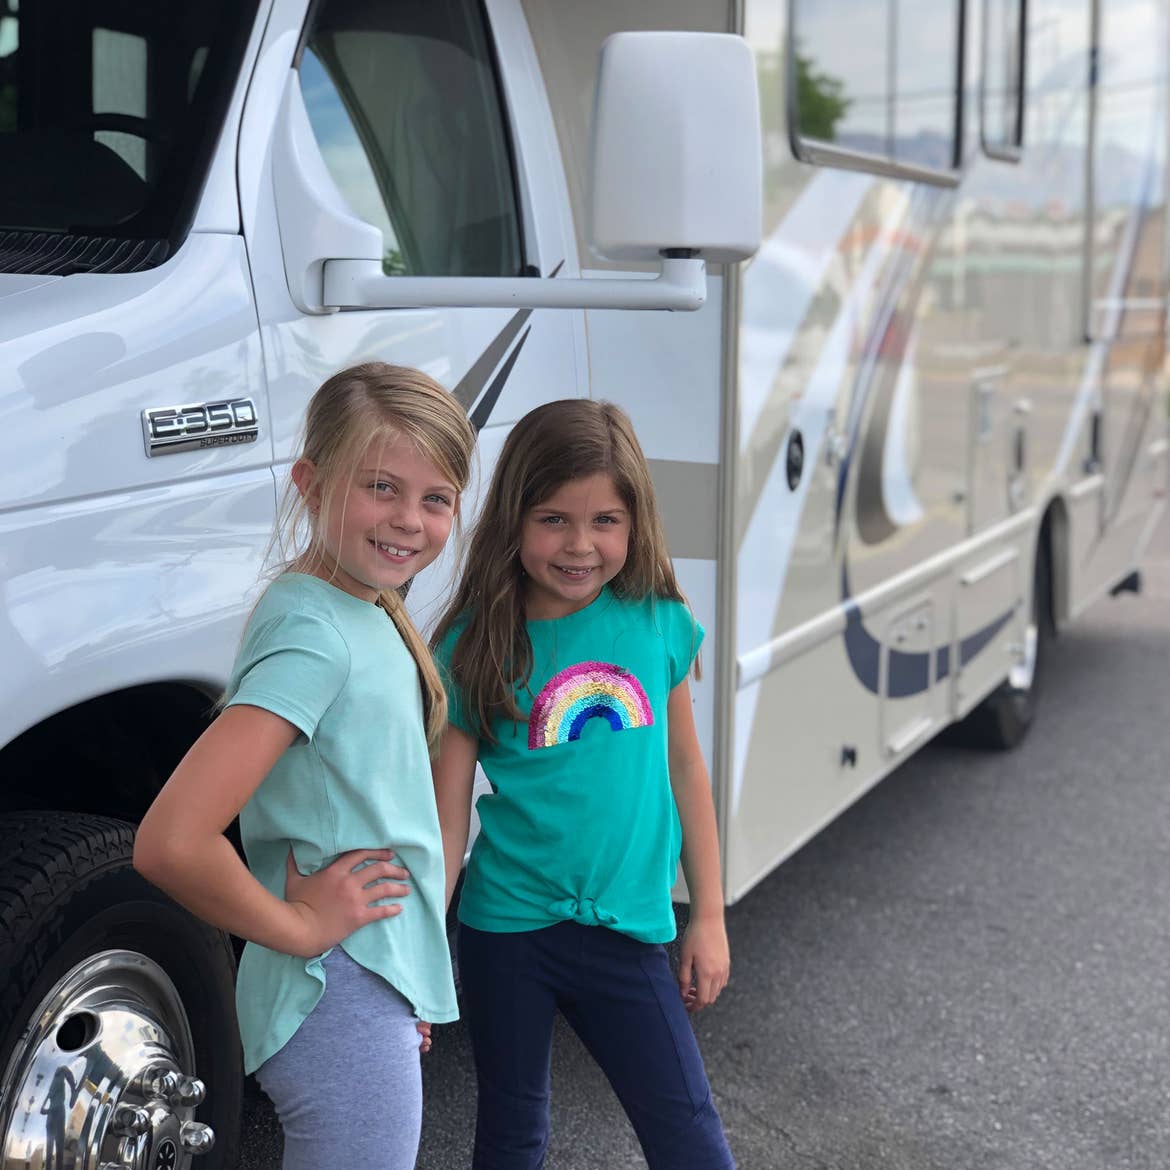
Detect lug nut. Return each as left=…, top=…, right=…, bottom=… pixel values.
left=180, top=1121, right=216, bottom=1154
left=147, top=1069, right=181, bottom=1100
left=111, top=1104, right=152, bottom=1135
left=170, top=1075, right=206, bottom=1107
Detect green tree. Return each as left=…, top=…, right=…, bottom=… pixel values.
left=795, top=50, right=850, bottom=142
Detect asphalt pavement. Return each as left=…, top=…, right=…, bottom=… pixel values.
left=240, top=506, right=1170, bottom=1170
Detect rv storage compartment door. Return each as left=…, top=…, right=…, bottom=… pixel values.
left=880, top=598, right=944, bottom=757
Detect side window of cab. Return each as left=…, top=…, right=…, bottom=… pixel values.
left=297, top=0, right=525, bottom=278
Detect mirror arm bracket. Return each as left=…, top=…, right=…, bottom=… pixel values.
left=320, top=256, right=708, bottom=312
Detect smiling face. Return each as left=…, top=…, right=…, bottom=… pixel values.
left=294, top=433, right=459, bottom=602
left=519, top=473, right=630, bottom=620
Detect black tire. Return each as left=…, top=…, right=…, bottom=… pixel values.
left=950, top=542, right=1054, bottom=750
left=0, top=811, right=242, bottom=1168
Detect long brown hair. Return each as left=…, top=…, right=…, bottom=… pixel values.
left=432, top=399, right=695, bottom=742
left=272, top=362, right=475, bottom=753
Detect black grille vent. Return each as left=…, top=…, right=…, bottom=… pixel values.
left=0, top=232, right=170, bottom=276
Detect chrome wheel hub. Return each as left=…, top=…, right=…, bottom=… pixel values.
left=0, top=950, right=215, bottom=1170
left=1008, top=618, right=1039, bottom=692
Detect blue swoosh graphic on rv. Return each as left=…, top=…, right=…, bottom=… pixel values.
left=841, top=567, right=1015, bottom=697
left=836, top=72, right=1160, bottom=700
left=831, top=196, right=1018, bottom=699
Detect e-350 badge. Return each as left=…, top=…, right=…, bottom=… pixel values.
left=141, top=398, right=260, bottom=457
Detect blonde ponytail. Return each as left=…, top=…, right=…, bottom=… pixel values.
left=377, top=588, right=448, bottom=754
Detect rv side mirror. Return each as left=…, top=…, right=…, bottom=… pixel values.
left=588, top=32, right=762, bottom=267
left=272, top=31, right=761, bottom=314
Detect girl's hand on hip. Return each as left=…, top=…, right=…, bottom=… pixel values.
left=678, top=913, right=730, bottom=1013
left=416, top=1020, right=432, bottom=1055
left=283, top=848, right=409, bottom=957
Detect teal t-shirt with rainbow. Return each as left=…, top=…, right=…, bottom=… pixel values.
left=435, top=587, right=703, bottom=944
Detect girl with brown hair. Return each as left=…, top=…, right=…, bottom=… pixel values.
left=433, top=398, right=734, bottom=1169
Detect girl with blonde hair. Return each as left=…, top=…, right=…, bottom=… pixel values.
left=433, top=398, right=734, bottom=1169
left=136, top=362, right=475, bottom=1170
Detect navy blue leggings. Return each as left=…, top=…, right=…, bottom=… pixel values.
left=457, top=921, right=735, bottom=1170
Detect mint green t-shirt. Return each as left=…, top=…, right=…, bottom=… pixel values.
left=435, top=587, right=703, bottom=944
left=226, top=573, right=457, bottom=1074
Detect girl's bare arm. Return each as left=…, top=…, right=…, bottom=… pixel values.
left=432, top=724, right=478, bottom=910
left=134, top=705, right=407, bottom=958
left=667, top=678, right=730, bottom=1011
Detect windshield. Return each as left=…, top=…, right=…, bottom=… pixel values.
left=0, top=0, right=258, bottom=271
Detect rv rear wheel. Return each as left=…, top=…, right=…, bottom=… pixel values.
left=0, top=812, right=241, bottom=1170
left=953, top=543, right=1053, bottom=750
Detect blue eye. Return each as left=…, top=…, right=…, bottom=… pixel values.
left=426, top=494, right=452, bottom=507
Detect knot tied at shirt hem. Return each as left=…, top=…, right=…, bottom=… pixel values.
left=547, top=897, right=619, bottom=927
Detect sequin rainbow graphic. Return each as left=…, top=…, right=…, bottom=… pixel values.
left=528, top=661, right=653, bottom=750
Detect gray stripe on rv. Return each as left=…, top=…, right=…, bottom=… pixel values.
left=648, top=459, right=718, bottom=561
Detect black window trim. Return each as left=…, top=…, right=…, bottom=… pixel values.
left=980, top=0, right=1027, bottom=162
left=292, top=0, right=530, bottom=278
left=476, top=1, right=539, bottom=278
left=475, top=0, right=530, bottom=275
left=786, top=0, right=967, bottom=189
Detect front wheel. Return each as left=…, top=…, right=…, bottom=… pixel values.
left=0, top=812, right=242, bottom=1170
left=951, top=542, right=1053, bottom=750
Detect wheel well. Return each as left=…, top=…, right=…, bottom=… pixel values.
left=1039, top=497, right=1069, bottom=632
left=0, top=683, right=217, bottom=822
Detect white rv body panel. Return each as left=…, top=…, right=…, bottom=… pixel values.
left=722, top=0, right=1169, bottom=899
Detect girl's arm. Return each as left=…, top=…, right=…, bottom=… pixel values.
left=134, top=705, right=408, bottom=958
left=432, top=724, right=479, bottom=910
left=667, top=678, right=730, bottom=1012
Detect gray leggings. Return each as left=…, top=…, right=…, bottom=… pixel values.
left=256, top=948, right=423, bottom=1170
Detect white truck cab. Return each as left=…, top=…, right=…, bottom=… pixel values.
left=0, top=3, right=760, bottom=1167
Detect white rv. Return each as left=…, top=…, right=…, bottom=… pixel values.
left=0, top=1, right=1165, bottom=1168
